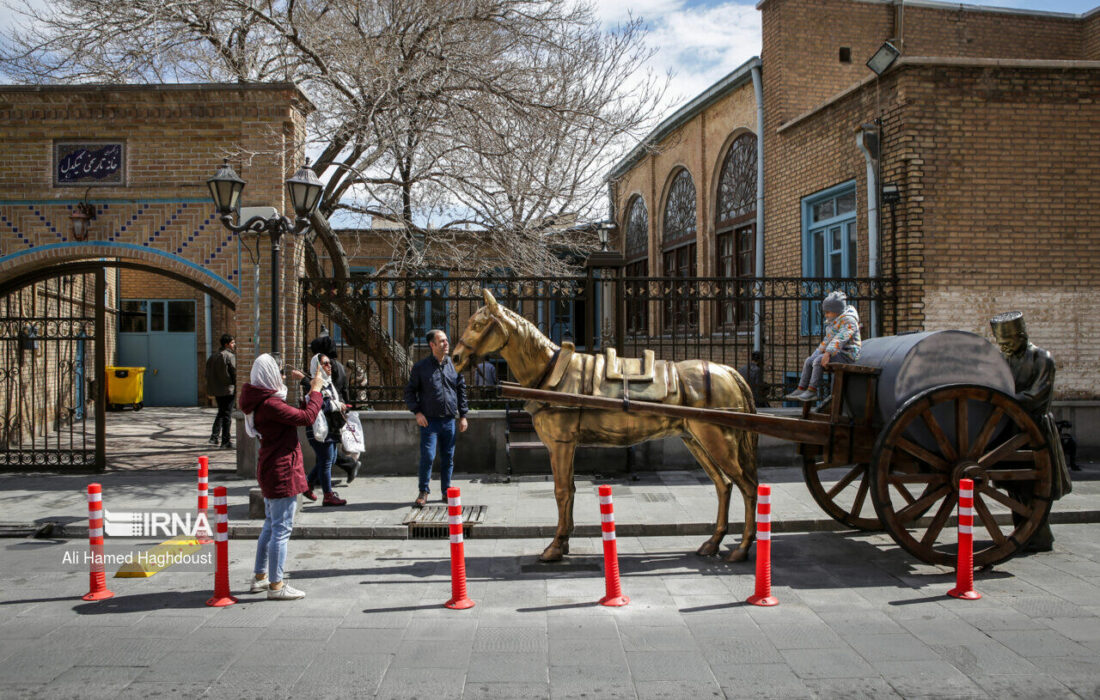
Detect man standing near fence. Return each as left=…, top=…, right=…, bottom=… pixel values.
left=206, top=334, right=236, bottom=449
left=404, top=329, right=468, bottom=507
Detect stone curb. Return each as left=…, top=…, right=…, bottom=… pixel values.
left=8, top=509, right=1099, bottom=540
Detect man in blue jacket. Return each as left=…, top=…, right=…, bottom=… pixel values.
left=404, top=329, right=469, bottom=507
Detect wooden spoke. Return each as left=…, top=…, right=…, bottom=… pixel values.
left=896, top=485, right=949, bottom=523
left=967, top=406, right=1004, bottom=460
left=977, top=484, right=1030, bottom=517
left=955, top=398, right=969, bottom=457
left=920, top=491, right=958, bottom=548
left=851, top=475, right=870, bottom=518
left=921, top=410, right=958, bottom=462
left=972, top=493, right=1006, bottom=546
left=826, top=464, right=863, bottom=499
left=895, top=437, right=949, bottom=471
left=891, top=480, right=919, bottom=505
left=978, top=433, right=1031, bottom=468
left=983, top=469, right=1040, bottom=481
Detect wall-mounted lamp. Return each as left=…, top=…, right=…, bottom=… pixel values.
left=70, top=191, right=96, bottom=241
left=881, top=183, right=902, bottom=205
left=866, top=41, right=901, bottom=76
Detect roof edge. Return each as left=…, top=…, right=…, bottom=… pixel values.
left=606, top=57, right=761, bottom=182
left=757, top=0, right=1089, bottom=21
left=777, top=55, right=1100, bottom=133
left=0, top=81, right=316, bottom=113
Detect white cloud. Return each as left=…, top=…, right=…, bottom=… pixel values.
left=599, top=1, right=762, bottom=124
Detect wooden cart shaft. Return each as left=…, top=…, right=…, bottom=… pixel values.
left=500, top=382, right=877, bottom=463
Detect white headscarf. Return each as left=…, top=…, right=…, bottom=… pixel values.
left=245, top=353, right=287, bottom=440
left=309, top=353, right=342, bottom=406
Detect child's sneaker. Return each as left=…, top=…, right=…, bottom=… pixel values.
left=796, top=389, right=818, bottom=401
left=267, top=583, right=305, bottom=601
left=784, top=389, right=808, bottom=401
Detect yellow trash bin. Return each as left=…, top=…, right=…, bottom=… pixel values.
left=106, top=366, right=145, bottom=410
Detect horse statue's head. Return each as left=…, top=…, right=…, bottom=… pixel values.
left=452, top=289, right=516, bottom=372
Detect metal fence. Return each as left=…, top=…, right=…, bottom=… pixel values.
left=299, top=272, right=896, bottom=409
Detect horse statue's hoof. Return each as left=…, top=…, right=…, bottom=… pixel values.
left=538, top=545, right=564, bottom=562
left=724, top=548, right=750, bottom=563
left=696, top=541, right=719, bottom=557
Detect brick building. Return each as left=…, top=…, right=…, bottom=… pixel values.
left=607, top=0, right=1100, bottom=398
left=0, top=84, right=310, bottom=464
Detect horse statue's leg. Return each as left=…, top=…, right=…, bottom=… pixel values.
left=539, top=440, right=578, bottom=562
left=684, top=420, right=758, bottom=562
left=680, top=432, right=731, bottom=557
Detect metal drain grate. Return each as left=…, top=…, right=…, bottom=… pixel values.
left=403, top=505, right=486, bottom=539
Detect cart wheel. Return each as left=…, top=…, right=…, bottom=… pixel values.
left=870, top=384, right=1052, bottom=566
left=801, top=455, right=882, bottom=531
left=133, top=402, right=143, bottom=411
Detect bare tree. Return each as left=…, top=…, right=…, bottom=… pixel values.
left=2, top=0, right=665, bottom=373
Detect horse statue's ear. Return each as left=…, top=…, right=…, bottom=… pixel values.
left=482, top=288, right=499, bottom=313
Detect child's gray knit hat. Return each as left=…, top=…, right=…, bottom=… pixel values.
left=822, top=291, right=847, bottom=314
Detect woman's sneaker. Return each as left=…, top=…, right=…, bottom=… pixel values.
left=267, top=583, right=305, bottom=601
left=248, top=573, right=290, bottom=593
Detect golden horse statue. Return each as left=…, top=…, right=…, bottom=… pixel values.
left=452, top=289, right=759, bottom=563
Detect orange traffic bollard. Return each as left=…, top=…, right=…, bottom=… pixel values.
left=947, top=478, right=981, bottom=600
left=444, top=487, right=475, bottom=610
left=598, top=485, right=629, bottom=607
left=747, top=484, right=778, bottom=607
left=83, top=483, right=114, bottom=601
left=206, top=486, right=237, bottom=607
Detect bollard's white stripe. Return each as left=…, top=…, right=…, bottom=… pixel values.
left=602, top=530, right=616, bottom=541
left=213, top=496, right=227, bottom=507
left=757, top=530, right=771, bottom=540
left=959, top=506, right=974, bottom=517
left=215, top=532, right=228, bottom=542
left=599, top=495, right=612, bottom=505
left=217, top=514, right=228, bottom=524
left=757, top=513, right=771, bottom=524
left=959, top=488, right=973, bottom=499
left=87, top=493, right=102, bottom=503
left=449, top=515, right=463, bottom=525
left=89, top=527, right=103, bottom=538
left=759, top=494, right=770, bottom=505
left=959, top=524, right=973, bottom=534
left=198, top=477, right=208, bottom=485
left=600, top=513, right=615, bottom=523
left=449, top=534, right=464, bottom=544
left=448, top=497, right=460, bottom=507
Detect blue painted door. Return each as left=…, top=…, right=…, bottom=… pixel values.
left=117, top=299, right=197, bottom=406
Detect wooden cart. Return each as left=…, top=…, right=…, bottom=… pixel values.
left=501, top=330, right=1053, bottom=567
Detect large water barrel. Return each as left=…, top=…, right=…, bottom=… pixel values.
left=842, top=331, right=1015, bottom=449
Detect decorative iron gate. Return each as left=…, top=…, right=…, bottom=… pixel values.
left=299, top=270, right=896, bottom=409
left=0, top=271, right=105, bottom=470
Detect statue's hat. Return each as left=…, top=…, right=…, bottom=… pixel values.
left=990, top=310, right=1026, bottom=337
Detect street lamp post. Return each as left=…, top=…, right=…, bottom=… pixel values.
left=206, top=159, right=323, bottom=357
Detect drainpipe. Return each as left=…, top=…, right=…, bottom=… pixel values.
left=855, top=123, right=880, bottom=338
left=204, top=294, right=213, bottom=360
left=751, top=61, right=765, bottom=353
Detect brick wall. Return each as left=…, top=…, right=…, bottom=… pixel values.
left=770, top=62, right=1100, bottom=397
left=761, top=0, right=1092, bottom=126
left=1086, top=10, right=1100, bottom=60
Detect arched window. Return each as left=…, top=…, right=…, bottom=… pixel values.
left=715, top=133, right=757, bottom=327
left=624, top=196, right=648, bottom=335
left=662, top=169, right=697, bottom=331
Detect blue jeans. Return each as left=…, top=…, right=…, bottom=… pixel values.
left=254, top=496, right=296, bottom=584
left=307, top=438, right=337, bottom=494
left=418, top=417, right=456, bottom=496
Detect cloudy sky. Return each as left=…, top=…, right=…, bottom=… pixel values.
left=597, top=0, right=1098, bottom=122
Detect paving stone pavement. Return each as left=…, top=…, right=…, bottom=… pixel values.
left=1, top=526, right=1099, bottom=698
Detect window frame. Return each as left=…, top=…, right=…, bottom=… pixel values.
left=801, top=181, right=858, bottom=335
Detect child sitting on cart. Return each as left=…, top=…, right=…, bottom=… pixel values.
left=785, top=291, right=862, bottom=402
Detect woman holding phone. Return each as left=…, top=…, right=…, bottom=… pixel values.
left=300, top=354, right=348, bottom=506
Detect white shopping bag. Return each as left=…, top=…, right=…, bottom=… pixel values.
left=340, top=411, right=365, bottom=455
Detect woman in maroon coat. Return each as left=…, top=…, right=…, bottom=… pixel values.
left=239, top=353, right=324, bottom=600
